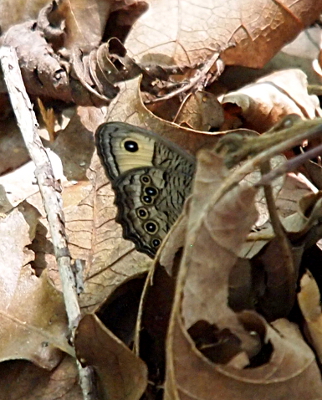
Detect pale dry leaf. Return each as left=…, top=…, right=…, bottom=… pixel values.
left=277, top=26, right=322, bottom=85
left=75, top=314, right=147, bottom=400
left=59, top=0, right=113, bottom=50
left=0, top=209, right=71, bottom=369
left=298, top=270, right=322, bottom=362
left=275, top=172, right=318, bottom=218
left=283, top=192, right=322, bottom=235
left=240, top=172, right=318, bottom=259
left=0, top=162, right=40, bottom=213
left=125, top=0, right=322, bottom=68
left=0, top=0, right=49, bottom=34
left=243, top=187, right=322, bottom=260
left=221, top=69, right=322, bottom=132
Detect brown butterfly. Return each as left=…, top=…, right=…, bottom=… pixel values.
left=96, top=122, right=195, bottom=257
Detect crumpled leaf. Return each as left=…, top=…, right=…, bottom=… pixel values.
left=165, top=313, right=322, bottom=400
left=1, top=11, right=71, bottom=101
left=105, top=75, right=259, bottom=155
left=221, top=69, right=322, bottom=132
left=75, top=313, right=147, bottom=400
left=0, top=2, right=119, bottom=105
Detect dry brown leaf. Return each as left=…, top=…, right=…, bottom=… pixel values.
left=57, top=0, right=113, bottom=50
left=0, top=117, right=30, bottom=175
left=244, top=188, right=322, bottom=257
left=221, top=69, right=322, bottom=132
left=165, top=312, right=322, bottom=400
left=174, top=91, right=224, bottom=131
left=105, top=76, right=226, bottom=155
left=0, top=356, right=81, bottom=400
left=181, top=158, right=258, bottom=336
left=298, top=270, right=322, bottom=362
left=126, top=0, right=322, bottom=68
left=0, top=163, right=40, bottom=213
left=0, top=0, right=49, bottom=33
left=133, top=259, right=179, bottom=392
left=164, top=147, right=322, bottom=397
left=75, top=313, right=147, bottom=400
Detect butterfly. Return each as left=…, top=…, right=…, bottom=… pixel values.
left=95, top=122, right=196, bottom=257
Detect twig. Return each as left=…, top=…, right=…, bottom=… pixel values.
left=0, top=46, right=96, bottom=400
left=145, top=51, right=224, bottom=104
left=212, top=121, right=322, bottom=205
left=256, top=142, right=322, bottom=187
left=260, top=161, right=296, bottom=313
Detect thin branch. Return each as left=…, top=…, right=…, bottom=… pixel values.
left=146, top=51, right=224, bottom=104
left=256, top=142, right=322, bottom=187
left=212, top=121, right=322, bottom=205
left=0, top=46, right=96, bottom=400
left=260, top=161, right=296, bottom=312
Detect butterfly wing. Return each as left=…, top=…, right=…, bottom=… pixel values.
left=95, top=122, right=196, bottom=257
left=114, top=167, right=193, bottom=257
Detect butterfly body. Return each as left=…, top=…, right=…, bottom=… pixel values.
left=96, top=122, right=195, bottom=257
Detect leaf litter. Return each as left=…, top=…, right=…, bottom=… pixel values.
left=1, top=0, right=322, bottom=399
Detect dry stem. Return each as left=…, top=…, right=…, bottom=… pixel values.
left=0, top=46, right=96, bottom=400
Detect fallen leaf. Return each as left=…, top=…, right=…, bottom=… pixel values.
left=125, top=0, right=322, bottom=68
left=165, top=312, right=322, bottom=400
left=298, top=270, right=322, bottom=363
left=0, top=209, right=72, bottom=369
left=0, top=356, right=81, bottom=400
left=75, top=313, right=147, bottom=400
left=221, top=69, right=321, bottom=132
